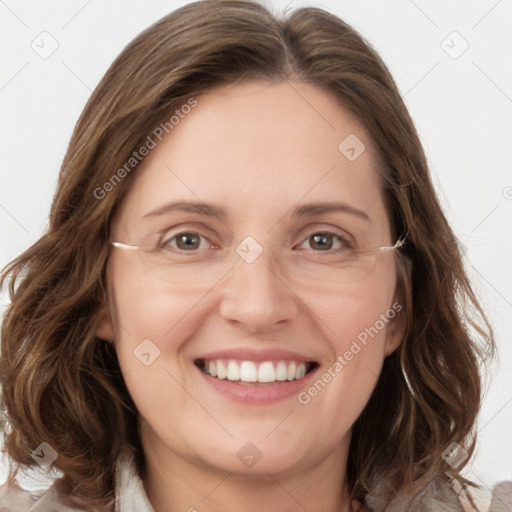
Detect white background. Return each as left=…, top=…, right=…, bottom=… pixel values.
left=1, top=0, right=511, bottom=494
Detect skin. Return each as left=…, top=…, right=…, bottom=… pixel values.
left=97, top=79, right=405, bottom=512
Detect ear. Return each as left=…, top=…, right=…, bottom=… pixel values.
left=96, top=299, right=115, bottom=343
left=384, top=260, right=412, bottom=356
left=384, top=303, right=405, bottom=356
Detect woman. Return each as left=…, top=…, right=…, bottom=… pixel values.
left=0, top=1, right=507, bottom=511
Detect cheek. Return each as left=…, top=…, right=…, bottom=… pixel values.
left=296, top=272, right=398, bottom=424
left=108, top=268, right=205, bottom=429
left=307, top=265, right=397, bottom=353
left=107, top=258, right=205, bottom=376
left=111, top=253, right=206, bottom=331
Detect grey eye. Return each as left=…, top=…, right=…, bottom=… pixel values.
left=166, top=232, right=208, bottom=251
left=297, top=232, right=348, bottom=252
left=308, top=233, right=335, bottom=251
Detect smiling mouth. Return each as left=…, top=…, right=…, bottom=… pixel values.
left=195, top=359, right=318, bottom=385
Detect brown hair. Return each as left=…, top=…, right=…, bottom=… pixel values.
left=0, top=1, right=494, bottom=510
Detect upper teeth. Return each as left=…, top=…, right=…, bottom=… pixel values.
left=203, top=359, right=308, bottom=383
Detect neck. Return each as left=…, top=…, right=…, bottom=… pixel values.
left=141, top=426, right=354, bottom=512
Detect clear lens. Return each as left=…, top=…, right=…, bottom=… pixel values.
left=113, top=232, right=395, bottom=288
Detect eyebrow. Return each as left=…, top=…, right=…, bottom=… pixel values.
left=142, top=200, right=370, bottom=222
left=142, top=201, right=226, bottom=219
left=293, top=202, right=370, bottom=221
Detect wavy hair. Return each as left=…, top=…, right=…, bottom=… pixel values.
left=0, top=1, right=494, bottom=510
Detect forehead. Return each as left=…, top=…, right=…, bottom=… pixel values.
left=115, top=80, right=389, bottom=233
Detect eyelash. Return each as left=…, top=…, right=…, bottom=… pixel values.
left=160, top=229, right=353, bottom=254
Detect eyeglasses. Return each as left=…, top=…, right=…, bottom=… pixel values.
left=110, top=231, right=405, bottom=288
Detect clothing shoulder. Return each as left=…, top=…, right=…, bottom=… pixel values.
left=0, top=481, right=78, bottom=511
left=456, top=480, right=512, bottom=512
left=0, top=448, right=154, bottom=512
left=364, top=476, right=512, bottom=512
left=456, top=481, right=492, bottom=512
left=0, top=481, right=40, bottom=510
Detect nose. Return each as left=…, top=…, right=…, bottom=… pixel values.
left=218, top=245, right=299, bottom=334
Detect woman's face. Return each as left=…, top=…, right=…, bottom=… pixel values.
left=98, top=80, right=403, bottom=478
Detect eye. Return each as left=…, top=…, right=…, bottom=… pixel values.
left=162, top=231, right=215, bottom=252
left=295, top=231, right=352, bottom=253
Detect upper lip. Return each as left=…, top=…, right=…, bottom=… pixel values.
left=195, top=348, right=316, bottom=363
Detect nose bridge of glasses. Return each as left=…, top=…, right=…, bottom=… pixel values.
left=230, top=234, right=280, bottom=271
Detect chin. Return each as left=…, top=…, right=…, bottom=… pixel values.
left=187, top=432, right=315, bottom=478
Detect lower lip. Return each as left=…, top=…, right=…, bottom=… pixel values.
left=196, top=365, right=318, bottom=404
